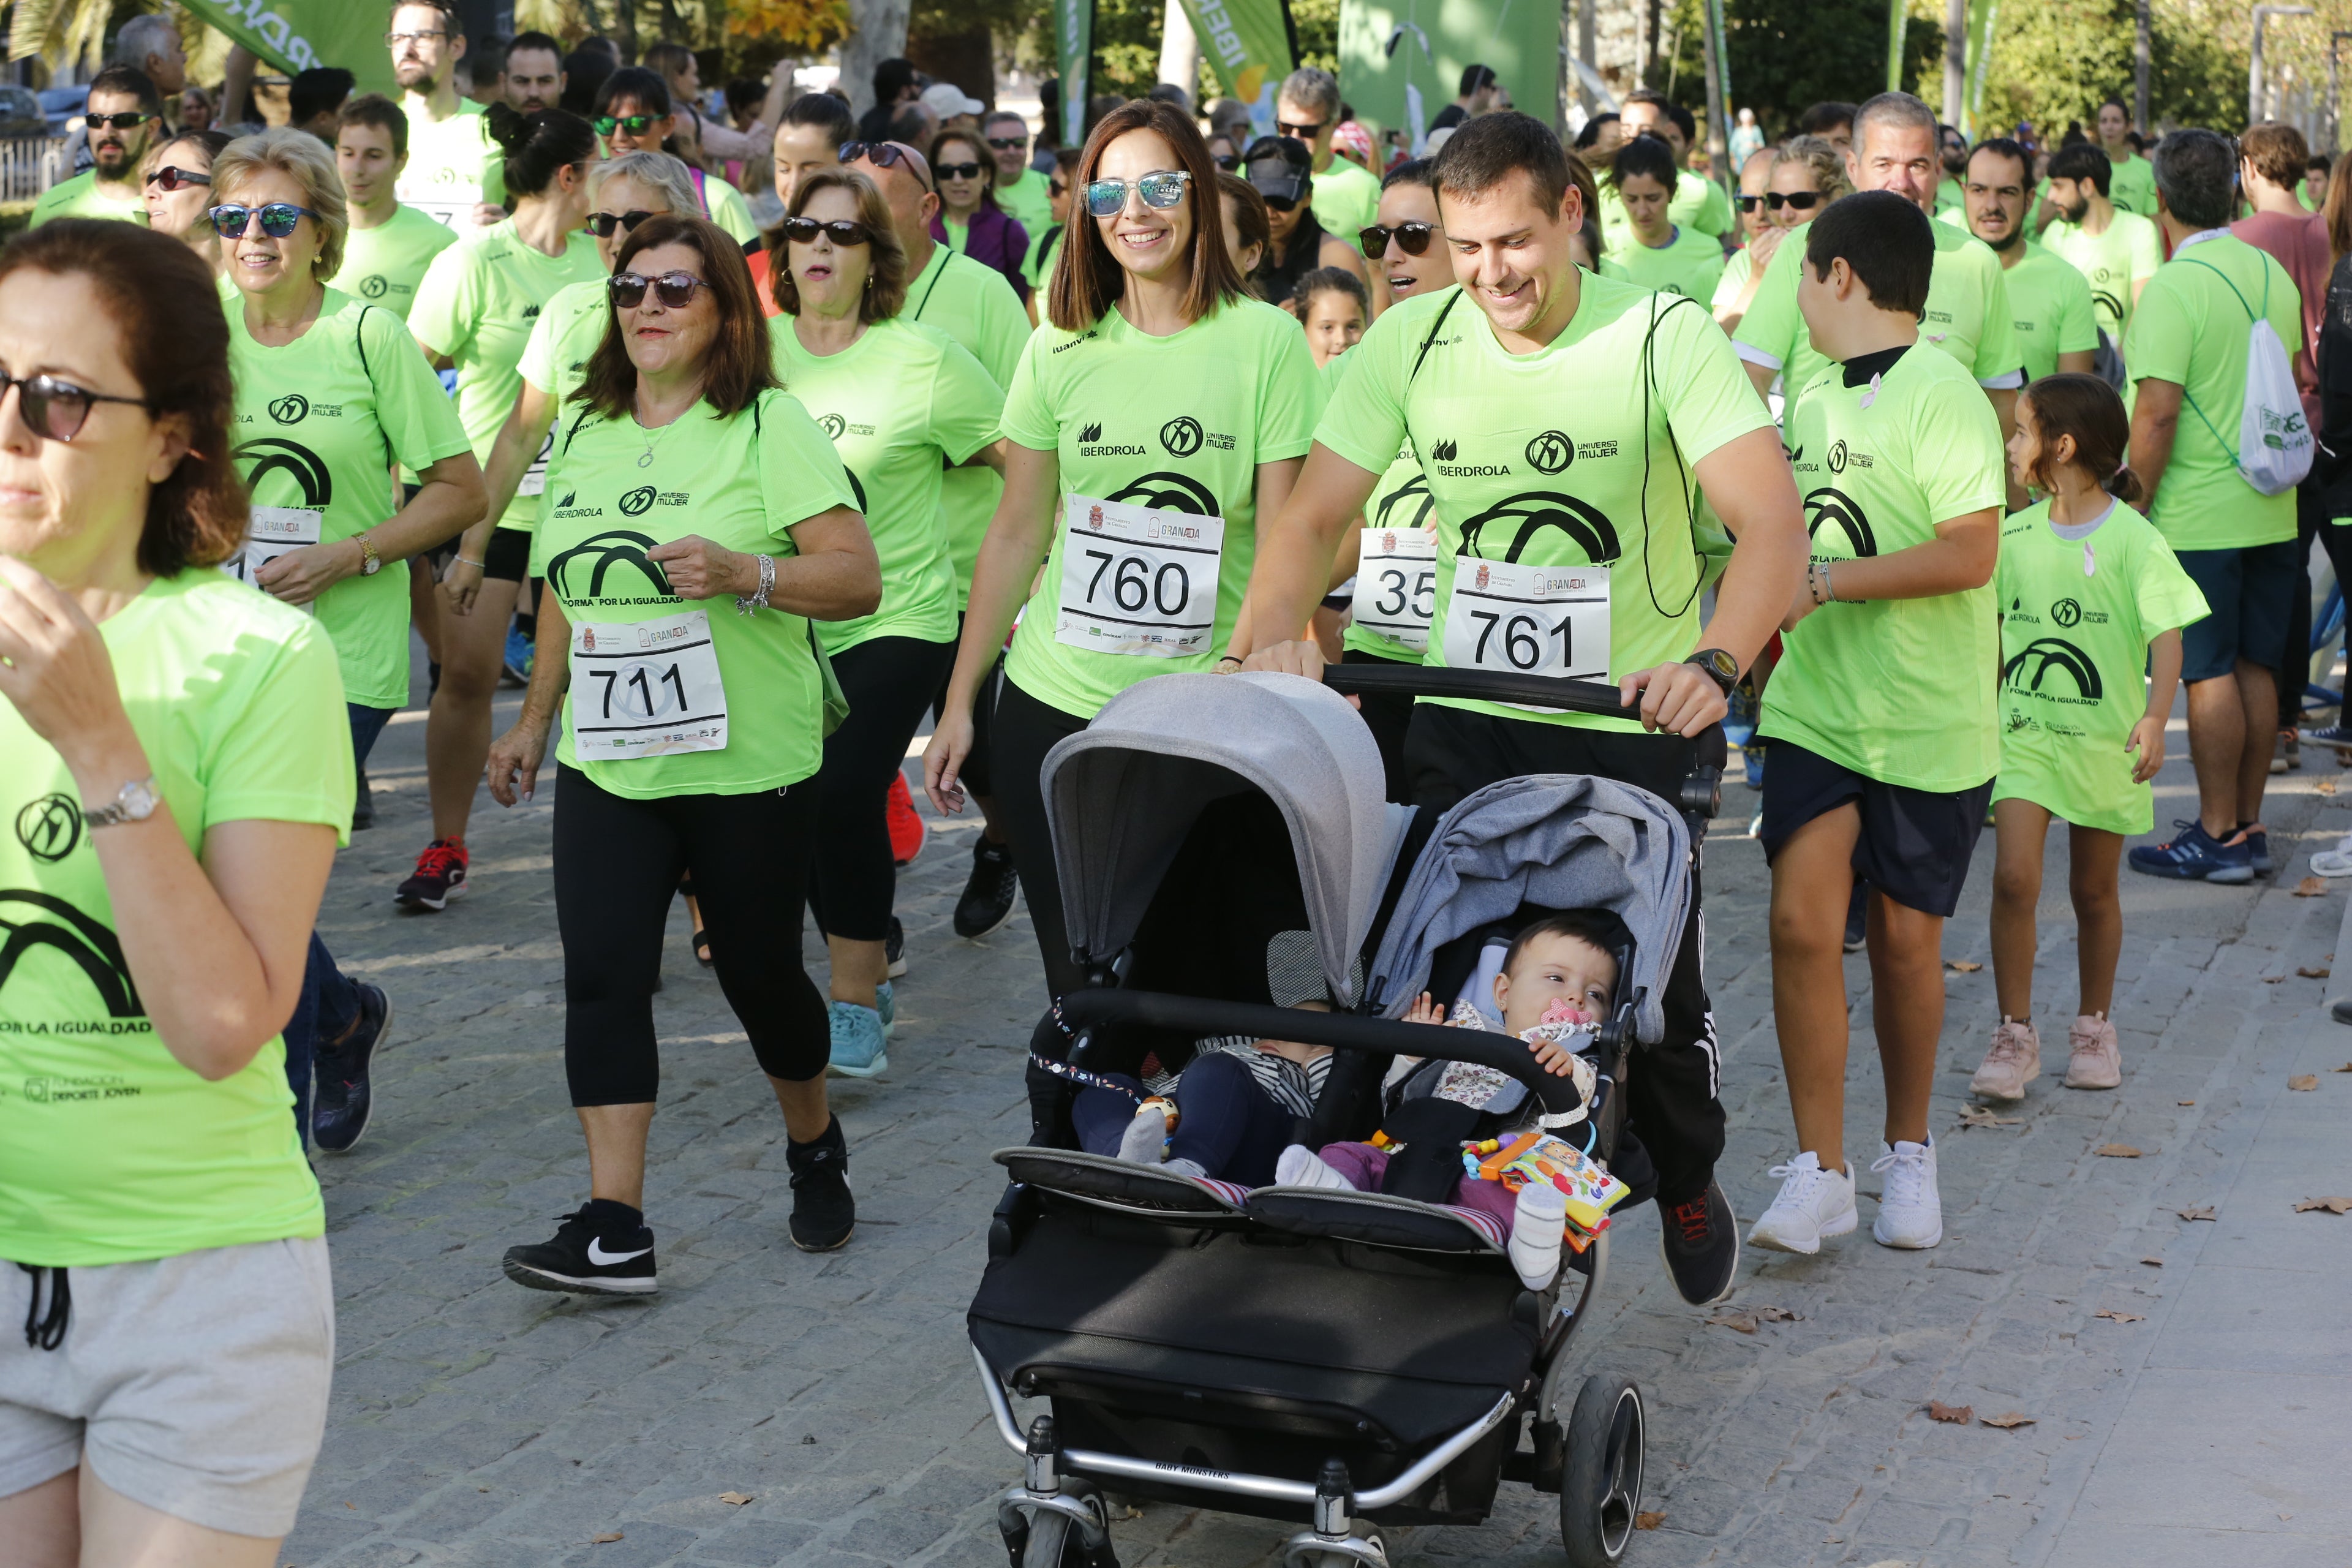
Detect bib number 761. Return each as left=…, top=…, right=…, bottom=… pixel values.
left=1440, top=559, right=1611, bottom=685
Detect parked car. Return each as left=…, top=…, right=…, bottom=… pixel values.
left=0, top=85, right=45, bottom=141
left=37, top=84, right=85, bottom=138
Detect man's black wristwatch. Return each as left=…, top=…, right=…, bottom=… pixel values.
left=1687, top=647, right=1741, bottom=696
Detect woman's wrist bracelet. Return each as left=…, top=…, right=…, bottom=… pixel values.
left=456, top=557, right=484, bottom=570
left=1215, top=654, right=1245, bottom=668
left=1820, top=560, right=1837, bottom=603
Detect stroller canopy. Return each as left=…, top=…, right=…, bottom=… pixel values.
left=1365, top=775, right=1692, bottom=1044
left=1043, top=672, right=1408, bottom=1004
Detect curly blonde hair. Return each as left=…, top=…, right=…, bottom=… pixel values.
left=1772, top=135, right=1853, bottom=207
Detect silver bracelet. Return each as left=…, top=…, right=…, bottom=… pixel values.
left=734, top=552, right=775, bottom=616
left=1820, top=560, right=1836, bottom=603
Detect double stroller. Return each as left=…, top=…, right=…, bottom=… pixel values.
left=967, top=664, right=1723, bottom=1567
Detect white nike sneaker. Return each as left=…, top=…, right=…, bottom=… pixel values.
left=1870, top=1137, right=1942, bottom=1248
left=1746, top=1151, right=1858, bottom=1255
left=1508, top=1182, right=1569, bottom=1290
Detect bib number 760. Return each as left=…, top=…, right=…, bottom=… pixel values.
left=1055, top=493, right=1227, bottom=658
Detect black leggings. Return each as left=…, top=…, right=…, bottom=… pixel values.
left=554, top=764, right=828, bottom=1103
left=810, top=635, right=956, bottom=942
left=2280, top=480, right=2352, bottom=726
left=990, top=675, right=1092, bottom=998
left=1342, top=645, right=1420, bottom=802
left=931, top=614, right=1002, bottom=797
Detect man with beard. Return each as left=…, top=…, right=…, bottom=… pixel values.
left=388, top=0, right=505, bottom=228
left=1934, top=123, right=1967, bottom=215
left=31, top=66, right=159, bottom=225
left=2039, top=142, right=2163, bottom=351
left=499, top=31, right=565, bottom=115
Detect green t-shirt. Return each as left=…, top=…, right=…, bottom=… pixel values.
left=1710, top=246, right=1755, bottom=315
left=2122, top=232, right=2304, bottom=551
left=1317, top=277, right=1772, bottom=733
left=530, top=391, right=859, bottom=797
left=1760, top=344, right=2010, bottom=791
left=1022, top=223, right=1067, bottom=295
left=1600, top=168, right=1735, bottom=250
left=997, top=166, right=1055, bottom=238
left=1934, top=176, right=1964, bottom=214
left=28, top=170, right=147, bottom=226
left=999, top=295, right=1319, bottom=718
left=2107, top=153, right=2157, bottom=219
left=2003, top=241, right=2100, bottom=383
left=1607, top=224, right=1728, bottom=303
left=0, top=570, right=348, bottom=1267
left=1322, top=345, right=1434, bottom=663
left=2043, top=210, right=2163, bottom=342
left=409, top=218, right=605, bottom=532
left=511, top=276, right=611, bottom=527
left=943, top=217, right=970, bottom=255
left=1311, top=157, right=1384, bottom=254
left=1992, top=500, right=2209, bottom=835
left=903, top=246, right=1035, bottom=609
left=1736, top=213, right=2024, bottom=423
left=225, top=286, right=475, bottom=710
left=329, top=203, right=459, bottom=320
left=396, top=96, right=507, bottom=225
left=769, top=315, right=1003, bottom=654
left=701, top=170, right=758, bottom=246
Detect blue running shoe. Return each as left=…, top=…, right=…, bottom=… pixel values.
left=2237, top=824, right=2272, bottom=876
left=2128, top=820, right=2254, bottom=884
left=827, top=999, right=889, bottom=1077
left=2304, top=720, right=2352, bottom=747
left=875, top=980, right=895, bottom=1037
left=502, top=625, right=533, bottom=686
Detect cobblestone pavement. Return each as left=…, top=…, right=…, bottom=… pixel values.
left=284, top=671, right=2352, bottom=1568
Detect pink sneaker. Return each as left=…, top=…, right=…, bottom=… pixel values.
left=2064, top=1014, right=2122, bottom=1089
left=1969, top=1018, right=2041, bottom=1101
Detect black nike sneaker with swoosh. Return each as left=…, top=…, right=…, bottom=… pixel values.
left=502, top=1200, right=658, bottom=1294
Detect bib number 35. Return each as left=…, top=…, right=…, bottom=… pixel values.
left=568, top=609, right=729, bottom=759
left=1055, top=494, right=1226, bottom=658
left=1441, top=559, right=1611, bottom=689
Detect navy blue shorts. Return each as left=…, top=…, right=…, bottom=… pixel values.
left=1758, top=739, right=1991, bottom=918
left=2176, top=539, right=2297, bottom=683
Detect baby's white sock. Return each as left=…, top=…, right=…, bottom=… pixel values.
left=1276, top=1145, right=1357, bottom=1189
left=1509, top=1182, right=1569, bottom=1290
left=1117, top=1101, right=1171, bottom=1164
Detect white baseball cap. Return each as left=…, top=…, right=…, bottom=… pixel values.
left=920, top=81, right=985, bottom=119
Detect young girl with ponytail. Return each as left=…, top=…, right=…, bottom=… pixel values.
left=1970, top=374, right=2210, bottom=1102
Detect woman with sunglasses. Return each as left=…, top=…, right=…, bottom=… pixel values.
left=0, top=219, right=350, bottom=1568
left=1019, top=146, right=1084, bottom=322
left=1717, top=134, right=1847, bottom=336
left=923, top=97, right=1319, bottom=1001
left=139, top=129, right=232, bottom=277
left=593, top=67, right=761, bottom=247
left=769, top=170, right=1006, bottom=1074
left=1596, top=133, right=1726, bottom=305
left=929, top=127, right=1030, bottom=301
left=484, top=214, right=880, bottom=1286
left=213, top=129, right=484, bottom=1153
left=400, top=105, right=602, bottom=911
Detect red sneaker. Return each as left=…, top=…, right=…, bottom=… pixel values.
left=396, top=838, right=470, bottom=911
left=887, top=773, right=927, bottom=867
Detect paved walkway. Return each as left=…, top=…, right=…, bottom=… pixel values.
left=281, top=671, right=2352, bottom=1568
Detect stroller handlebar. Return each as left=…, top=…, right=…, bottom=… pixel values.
left=1319, top=663, right=1634, bottom=717
left=1057, top=988, right=1586, bottom=1118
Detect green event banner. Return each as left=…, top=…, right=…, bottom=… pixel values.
left=1177, top=0, right=1294, bottom=137
left=1055, top=0, right=1092, bottom=147
left=1336, top=0, right=1561, bottom=156
left=181, top=0, right=397, bottom=96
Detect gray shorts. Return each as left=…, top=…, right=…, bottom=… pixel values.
left=0, top=1235, right=334, bottom=1537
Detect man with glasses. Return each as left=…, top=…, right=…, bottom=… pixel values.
left=984, top=108, right=1052, bottom=238
left=1275, top=68, right=1381, bottom=257
left=500, top=29, right=565, bottom=115
left=388, top=0, right=505, bottom=228
left=31, top=65, right=159, bottom=226
left=331, top=94, right=457, bottom=321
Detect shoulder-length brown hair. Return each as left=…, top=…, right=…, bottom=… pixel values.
left=1047, top=97, right=1245, bottom=334
left=0, top=221, right=245, bottom=576
left=576, top=213, right=778, bottom=419
left=769, top=168, right=907, bottom=322
left=929, top=127, right=1000, bottom=214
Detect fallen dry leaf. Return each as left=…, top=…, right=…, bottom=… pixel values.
left=2335, top=1063, right=2352, bottom=1072
left=1981, top=1412, right=2036, bottom=1429
left=1957, top=1105, right=2022, bottom=1129
left=2178, top=1099, right=2196, bottom=1106
left=2293, top=1196, right=2352, bottom=1213
left=1752, top=1305, right=1802, bottom=1323
left=718, top=1492, right=753, bottom=1506
left=1634, top=1511, right=1665, bottom=1530
left=2300, top=967, right=2333, bottom=979
left=1705, top=1311, right=1758, bottom=1333
left=2177, top=1204, right=2217, bottom=1221
left=2139, top=1256, right=2164, bottom=1267
left=1945, top=959, right=1983, bottom=973
left=2295, top=876, right=2329, bottom=897
left=2290, top=1075, right=2320, bottom=1091
left=2094, top=1144, right=2143, bottom=1158
left=2094, top=1310, right=2146, bottom=1323
left=2320, top=777, right=2339, bottom=794
left=1928, top=1400, right=1974, bottom=1423
left=592, top=1534, right=624, bottom=1546
left=2263, top=974, right=2286, bottom=983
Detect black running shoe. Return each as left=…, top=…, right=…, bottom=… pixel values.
left=503, top=1202, right=658, bottom=1294
left=787, top=1116, right=855, bottom=1251
left=953, top=837, right=1020, bottom=939
left=885, top=915, right=907, bottom=979
left=351, top=766, right=375, bottom=832
left=312, top=982, right=393, bottom=1155
left=1658, top=1179, right=1740, bottom=1306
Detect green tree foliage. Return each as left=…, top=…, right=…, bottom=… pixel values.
left=1975, top=0, right=2245, bottom=138
left=1653, top=0, right=1943, bottom=139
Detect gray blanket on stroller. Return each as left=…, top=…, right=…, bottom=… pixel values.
left=1366, top=775, right=1692, bottom=1045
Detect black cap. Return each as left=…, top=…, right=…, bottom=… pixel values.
left=1243, top=135, right=1312, bottom=208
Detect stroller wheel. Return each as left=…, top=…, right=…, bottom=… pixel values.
left=1559, top=1373, right=1646, bottom=1566
left=1020, top=1510, right=1071, bottom=1567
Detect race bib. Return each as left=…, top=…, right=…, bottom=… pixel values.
left=1352, top=526, right=1438, bottom=654
left=396, top=178, right=479, bottom=228
left=518, top=429, right=554, bottom=497
left=220, top=506, right=321, bottom=611
left=1441, top=559, right=1611, bottom=690
left=568, top=610, right=729, bottom=759
left=1054, top=494, right=1224, bottom=658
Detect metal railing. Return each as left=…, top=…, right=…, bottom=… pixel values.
left=2, top=138, right=72, bottom=203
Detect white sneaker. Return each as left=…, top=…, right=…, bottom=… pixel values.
left=2313, top=834, right=2352, bottom=876
left=1508, top=1182, right=1568, bottom=1290
left=1747, top=1152, right=1857, bottom=1254
left=1275, top=1144, right=1356, bottom=1189
left=1870, top=1137, right=1943, bottom=1248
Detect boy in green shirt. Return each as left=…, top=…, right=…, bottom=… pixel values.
left=1749, top=191, right=2008, bottom=1261
left=329, top=94, right=458, bottom=320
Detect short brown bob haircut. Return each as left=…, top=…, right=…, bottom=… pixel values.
left=769, top=168, right=908, bottom=322
left=1047, top=97, right=1246, bottom=334
left=575, top=213, right=780, bottom=420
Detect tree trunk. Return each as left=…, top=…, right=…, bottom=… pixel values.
left=842, top=0, right=913, bottom=116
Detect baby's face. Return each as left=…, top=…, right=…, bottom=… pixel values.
left=1494, top=932, right=1616, bottom=1033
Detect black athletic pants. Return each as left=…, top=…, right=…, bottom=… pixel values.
left=2280, top=480, right=2352, bottom=728
left=1404, top=703, right=1725, bottom=1208
left=810, top=635, right=956, bottom=942
left=1342, top=646, right=1419, bottom=802
left=930, top=613, right=1000, bottom=797
left=991, top=676, right=1092, bottom=999
left=554, top=764, right=829, bottom=1103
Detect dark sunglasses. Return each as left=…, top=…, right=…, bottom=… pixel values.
left=984, top=135, right=1025, bottom=150
left=145, top=165, right=210, bottom=192
left=1049, top=179, right=1068, bottom=197
left=1084, top=170, right=1190, bottom=217
left=780, top=216, right=873, bottom=246
left=608, top=270, right=711, bottom=309
left=1275, top=118, right=1327, bottom=140
left=208, top=202, right=319, bottom=238
left=593, top=113, right=659, bottom=137
left=0, top=369, right=150, bottom=443
left=88, top=111, right=153, bottom=131
left=1359, top=221, right=1437, bottom=258
left=839, top=141, right=932, bottom=190
left=586, top=208, right=656, bottom=238
left=1213, top=153, right=1240, bottom=171
left=1765, top=190, right=1822, bottom=211
left=935, top=160, right=984, bottom=181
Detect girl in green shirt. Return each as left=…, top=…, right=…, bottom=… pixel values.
left=1599, top=133, right=1727, bottom=305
